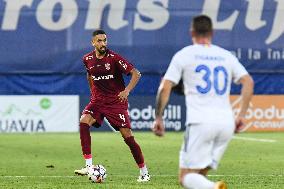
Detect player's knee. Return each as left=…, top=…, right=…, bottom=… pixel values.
left=179, top=174, right=185, bottom=186
left=120, top=128, right=133, bottom=139
left=199, top=167, right=210, bottom=176
left=122, top=133, right=132, bottom=139
left=80, top=114, right=93, bottom=126
left=178, top=169, right=196, bottom=186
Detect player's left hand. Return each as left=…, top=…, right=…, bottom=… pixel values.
left=118, top=89, right=130, bottom=102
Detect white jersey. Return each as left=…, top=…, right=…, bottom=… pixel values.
left=164, top=44, right=248, bottom=124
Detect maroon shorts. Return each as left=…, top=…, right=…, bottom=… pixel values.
left=82, top=102, right=131, bottom=131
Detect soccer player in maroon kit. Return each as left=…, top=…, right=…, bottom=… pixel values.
left=74, top=29, right=150, bottom=182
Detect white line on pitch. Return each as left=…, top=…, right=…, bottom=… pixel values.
left=208, top=174, right=283, bottom=177
left=233, top=136, right=276, bottom=143
left=1, top=174, right=283, bottom=178
left=1, top=176, right=77, bottom=178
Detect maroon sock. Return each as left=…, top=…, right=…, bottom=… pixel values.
left=80, top=123, right=91, bottom=155
left=124, top=136, right=145, bottom=168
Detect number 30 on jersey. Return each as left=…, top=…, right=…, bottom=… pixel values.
left=195, top=64, right=228, bottom=95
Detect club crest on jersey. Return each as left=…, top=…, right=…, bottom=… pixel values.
left=105, top=63, right=111, bottom=70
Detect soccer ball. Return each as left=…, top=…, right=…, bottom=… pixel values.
left=88, top=164, right=107, bottom=183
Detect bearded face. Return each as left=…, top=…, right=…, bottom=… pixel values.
left=92, top=34, right=108, bottom=55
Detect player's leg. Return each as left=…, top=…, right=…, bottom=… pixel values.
left=74, top=113, right=97, bottom=175
left=104, top=110, right=150, bottom=182
left=75, top=102, right=103, bottom=176
left=119, top=127, right=150, bottom=182
left=120, top=128, right=144, bottom=167
left=180, top=168, right=216, bottom=189
left=204, top=122, right=234, bottom=188
left=180, top=168, right=227, bottom=189
left=80, top=114, right=96, bottom=164
left=179, top=124, right=227, bottom=189
left=211, top=123, right=234, bottom=171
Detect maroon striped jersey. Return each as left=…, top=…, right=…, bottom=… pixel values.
left=83, top=49, right=134, bottom=109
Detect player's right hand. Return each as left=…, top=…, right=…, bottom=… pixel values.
left=152, top=117, right=165, bottom=137
left=235, top=116, right=246, bottom=133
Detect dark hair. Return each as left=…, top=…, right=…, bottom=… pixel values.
left=92, top=29, right=106, bottom=37
left=192, top=15, right=212, bottom=36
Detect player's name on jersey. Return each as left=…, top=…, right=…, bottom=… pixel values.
left=195, top=55, right=225, bottom=61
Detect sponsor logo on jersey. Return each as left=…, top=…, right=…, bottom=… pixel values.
left=91, top=74, right=114, bottom=81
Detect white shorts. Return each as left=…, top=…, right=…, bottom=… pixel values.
left=179, top=122, right=234, bottom=170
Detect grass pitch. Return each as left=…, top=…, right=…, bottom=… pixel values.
left=0, top=132, right=283, bottom=189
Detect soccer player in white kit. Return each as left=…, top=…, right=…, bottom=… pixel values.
left=152, top=15, right=254, bottom=189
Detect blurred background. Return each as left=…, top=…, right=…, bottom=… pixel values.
left=1, top=0, right=284, bottom=133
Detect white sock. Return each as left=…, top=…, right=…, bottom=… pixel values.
left=139, top=165, right=148, bottom=175
left=182, top=173, right=215, bottom=189
left=85, top=158, right=92, bottom=167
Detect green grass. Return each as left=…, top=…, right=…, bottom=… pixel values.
left=0, top=132, right=283, bottom=188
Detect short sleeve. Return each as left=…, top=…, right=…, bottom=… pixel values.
left=82, top=57, right=90, bottom=74
left=115, top=54, right=134, bottom=75
left=163, top=53, right=183, bottom=85
left=231, top=56, right=248, bottom=84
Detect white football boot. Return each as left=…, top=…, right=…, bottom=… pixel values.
left=137, top=173, right=151, bottom=182
left=74, top=165, right=93, bottom=176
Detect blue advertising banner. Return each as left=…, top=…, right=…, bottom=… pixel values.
left=1, top=0, right=284, bottom=74
left=80, top=95, right=186, bottom=132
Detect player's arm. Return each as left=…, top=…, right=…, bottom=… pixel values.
left=152, top=79, right=175, bottom=136
left=125, top=68, right=141, bottom=93
left=118, top=68, right=141, bottom=102
left=86, top=72, right=93, bottom=93
left=82, top=58, right=93, bottom=94
left=235, top=74, right=254, bottom=132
